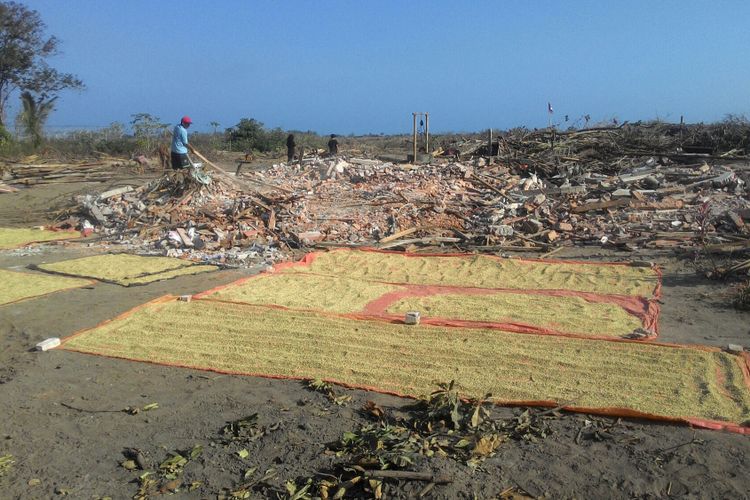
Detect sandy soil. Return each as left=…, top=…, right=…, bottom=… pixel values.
left=1, top=175, right=749, bottom=499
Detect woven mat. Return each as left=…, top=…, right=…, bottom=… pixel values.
left=63, top=298, right=750, bottom=431
left=198, top=249, right=661, bottom=339
left=199, top=272, right=645, bottom=339
left=0, top=269, right=91, bottom=306
left=37, top=254, right=218, bottom=286
left=282, top=249, right=660, bottom=297
left=0, top=227, right=79, bottom=250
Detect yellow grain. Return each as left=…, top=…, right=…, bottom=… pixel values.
left=0, top=269, right=89, bottom=305
left=0, top=227, right=78, bottom=250
left=64, top=299, right=750, bottom=423
left=38, top=254, right=217, bottom=286
left=284, top=250, right=658, bottom=297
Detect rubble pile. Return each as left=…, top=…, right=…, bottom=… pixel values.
left=1, top=157, right=145, bottom=186
left=35, top=123, right=748, bottom=267
left=57, top=171, right=284, bottom=266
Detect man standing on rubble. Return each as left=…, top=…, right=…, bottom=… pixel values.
left=171, top=116, right=196, bottom=170
left=327, top=134, right=338, bottom=156
left=286, top=134, right=296, bottom=163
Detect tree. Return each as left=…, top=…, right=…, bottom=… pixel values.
left=15, top=90, right=55, bottom=146
left=130, top=113, right=168, bottom=153
left=209, top=121, right=220, bottom=134
left=226, top=118, right=285, bottom=152
left=0, top=1, right=84, bottom=126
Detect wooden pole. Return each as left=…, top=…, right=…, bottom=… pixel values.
left=425, top=112, right=429, bottom=153
left=488, top=128, right=493, bottom=165
left=412, top=113, right=417, bottom=164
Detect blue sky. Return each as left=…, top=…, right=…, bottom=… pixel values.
left=15, top=0, right=750, bottom=134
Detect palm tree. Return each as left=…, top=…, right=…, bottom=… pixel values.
left=210, top=121, right=220, bottom=135
left=16, top=91, right=57, bottom=147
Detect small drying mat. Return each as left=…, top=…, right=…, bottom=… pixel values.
left=36, top=254, right=218, bottom=286
left=197, top=273, right=402, bottom=313
left=281, top=249, right=660, bottom=298
left=0, top=269, right=91, bottom=306
left=0, top=227, right=80, bottom=250
left=196, top=272, right=647, bottom=339
left=62, top=297, right=750, bottom=433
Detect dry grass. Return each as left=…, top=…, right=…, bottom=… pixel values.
left=387, top=292, right=642, bottom=337
left=286, top=250, right=658, bottom=297
left=0, top=227, right=78, bottom=250
left=0, top=269, right=90, bottom=306
left=37, top=254, right=218, bottom=286
left=64, top=299, right=750, bottom=424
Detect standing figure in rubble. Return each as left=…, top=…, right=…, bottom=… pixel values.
left=286, top=134, right=296, bottom=163
left=327, top=134, right=339, bottom=156
left=171, top=116, right=196, bottom=170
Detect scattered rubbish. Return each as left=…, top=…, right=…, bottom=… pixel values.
left=404, top=310, right=421, bottom=325
left=725, top=344, right=745, bottom=355
left=35, top=337, right=61, bottom=351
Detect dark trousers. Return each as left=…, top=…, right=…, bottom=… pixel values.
left=171, top=152, right=189, bottom=170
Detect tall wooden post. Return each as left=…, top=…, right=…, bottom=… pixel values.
left=412, top=113, right=418, bottom=164
left=425, top=113, right=429, bottom=154
left=488, top=128, right=493, bottom=165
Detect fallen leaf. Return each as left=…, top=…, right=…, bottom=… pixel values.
left=472, top=434, right=504, bottom=457
left=161, top=478, right=181, bottom=493
left=121, top=460, right=137, bottom=470
left=189, top=444, right=203, bottom=459
left=237, top=449, right=249, bottom=459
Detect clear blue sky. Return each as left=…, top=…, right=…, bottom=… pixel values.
left=15, top=0, right=750, bottom=134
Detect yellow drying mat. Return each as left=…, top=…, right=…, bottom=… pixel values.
left=386, top=292, right=642, bottom=337
left=63, top=298, right=750, bottom=424
left=37, top=254, right=218, bottom=286
left=201, top=272, right=643, bottom=338
left=202, top=273, right=402, bottom=313
left=0, top=227, right=79, bottom=250
left=284, top=250, right=658, bottom=297
left=0, top=269, right=91, bottom=306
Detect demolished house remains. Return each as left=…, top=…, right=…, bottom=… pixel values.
left=1, top=122, right=748, bottom=277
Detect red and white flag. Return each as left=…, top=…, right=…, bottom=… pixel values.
left=547, top=102, right=554, bottom=114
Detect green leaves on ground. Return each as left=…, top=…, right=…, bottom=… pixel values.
left=285, top=478, right=313, bottom=500
left=0, top=454, right=14, bottom=476
left=221, top=413, right=281, bottom=443
left=129, top=444, right=203, bottom=499
left=218, top=468, right=277, bottom=500
left=123, top=402, right=160, bottom=415
left=306, top=379, right=352, bottom=406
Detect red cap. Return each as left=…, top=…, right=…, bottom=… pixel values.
left=181, top=116, right=192, bottom=125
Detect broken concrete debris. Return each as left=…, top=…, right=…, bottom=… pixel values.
left=3, top=124, right=745, bottom=265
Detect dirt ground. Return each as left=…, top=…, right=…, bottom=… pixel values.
left=1, top=173, right=749, bottom=499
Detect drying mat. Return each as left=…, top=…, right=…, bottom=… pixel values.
left=36, top=254, right=218, bottom=286
left=0, top=227, right=80, bottom=250
left=62, top=297, right=750, bottom=434
left=281, top=249, right=660, bottom=298
left=196, top=272, right=647, bottom=339
left=0, top=269, right=91, bottom=306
